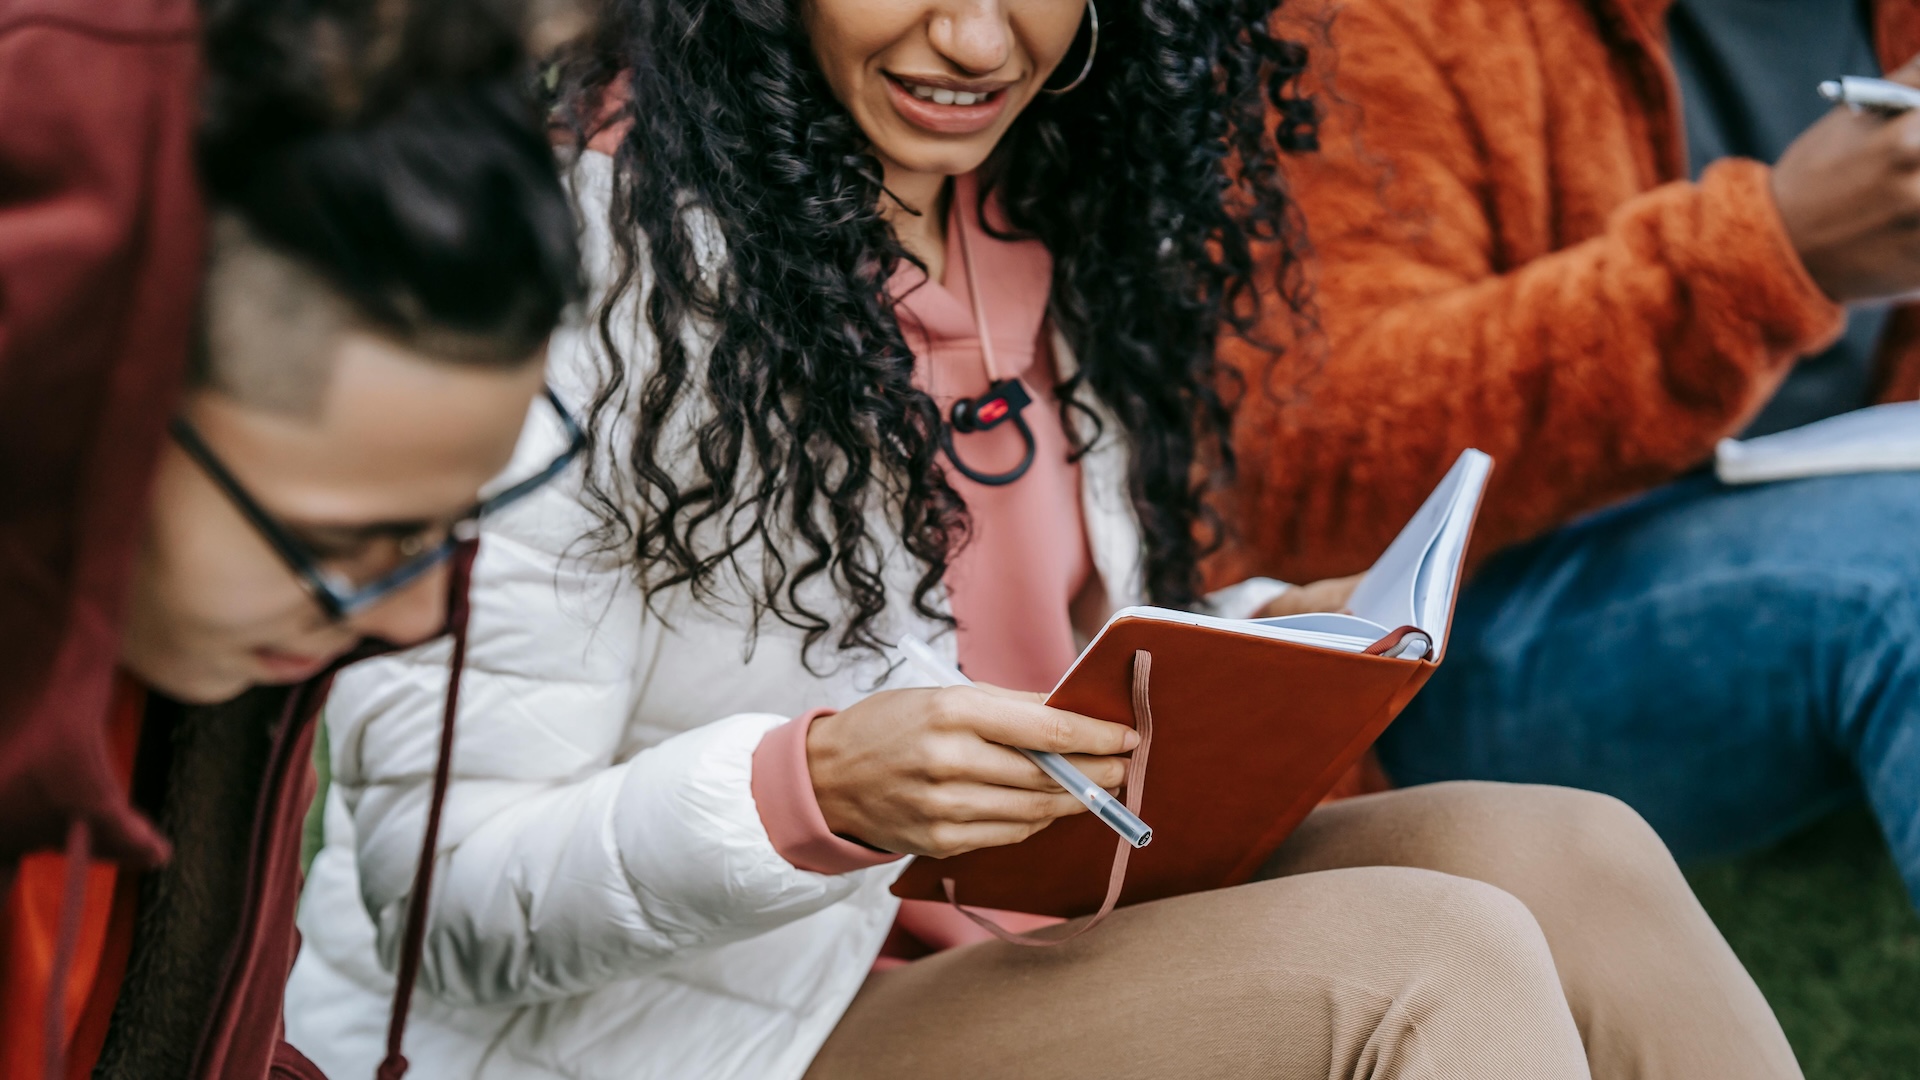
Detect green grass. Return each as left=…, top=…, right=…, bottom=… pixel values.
left=1686, top=804, right=1920, bottom=1079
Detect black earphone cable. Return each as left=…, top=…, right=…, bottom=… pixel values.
left=938, top=185, right=1038, bottom=487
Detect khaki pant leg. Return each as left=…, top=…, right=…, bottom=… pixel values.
left=1263, top=781, right=1802, bottom=1080
left=805, top=866, right=1591, bottom=1080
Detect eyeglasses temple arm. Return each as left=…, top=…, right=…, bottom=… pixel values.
left=168, top=417, right=348, bottom=618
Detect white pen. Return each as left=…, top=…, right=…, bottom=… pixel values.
left=892, top=636, right=1152, bottom=849
left=1818, top=76, right=1920, bottom=114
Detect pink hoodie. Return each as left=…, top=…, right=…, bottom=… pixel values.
left=752, top=173, right=1088, bottom=959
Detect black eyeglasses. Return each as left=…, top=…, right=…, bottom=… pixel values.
left=170, top=385, right=587, bottom=621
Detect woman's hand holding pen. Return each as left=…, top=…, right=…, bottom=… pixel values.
left=806, top=685, right=1138, bottom=859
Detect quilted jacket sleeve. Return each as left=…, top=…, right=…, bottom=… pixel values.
left=326, top=402, right=889, bottom=1010
left=1217, top=0, right=1848, bottom=585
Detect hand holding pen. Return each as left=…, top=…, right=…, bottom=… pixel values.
left=1819, top=76, right=1920, bottom=114
left=893, top=637, right=1152, bottom=848
left=800, top=640, right=1149, bottom=859
left=1771, top=62, right=1920, bottom=305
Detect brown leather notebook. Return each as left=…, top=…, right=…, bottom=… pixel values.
left=892, top=450, right=1492, bottom=918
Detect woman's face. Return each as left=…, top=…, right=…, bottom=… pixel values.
left=805, top=0, right=1088, bottom=184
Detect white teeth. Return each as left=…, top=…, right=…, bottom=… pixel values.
left=905, top=82, right=987, bottom=106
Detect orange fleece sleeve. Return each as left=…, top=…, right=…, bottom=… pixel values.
left=1217, top=2, right=1845, bottom=585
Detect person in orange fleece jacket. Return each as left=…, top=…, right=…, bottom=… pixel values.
left=1222, top=0, right=1920, bottom=907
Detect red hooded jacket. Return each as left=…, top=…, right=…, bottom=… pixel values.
left=0, top=0, right=201, bottom=868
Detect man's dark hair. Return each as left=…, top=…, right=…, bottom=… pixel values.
left=194, top=0, right=583, bottom=388
left=203, top=81, right=581, bottom=366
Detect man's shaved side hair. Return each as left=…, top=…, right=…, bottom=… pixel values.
left=195, top=215, right=355, bottom=416
left=195, top=207, right=561, bottom=417
left=189, top=20, right=583, bottom=416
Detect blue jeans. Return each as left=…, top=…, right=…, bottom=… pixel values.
left=1377, top=471, right=1920, bottom=906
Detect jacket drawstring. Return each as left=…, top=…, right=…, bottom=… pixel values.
left=376, top=546, right=477, bottom=1080
left=43, top=818, right=92, bottom=1080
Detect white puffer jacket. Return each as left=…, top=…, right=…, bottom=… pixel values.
left=285, top=152, right=1287, bottom=1080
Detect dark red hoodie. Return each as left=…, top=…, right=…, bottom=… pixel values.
left=0, top=0, right=201, bottom=870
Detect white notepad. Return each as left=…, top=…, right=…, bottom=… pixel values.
left=1716, top=401, right=1920, bottom=485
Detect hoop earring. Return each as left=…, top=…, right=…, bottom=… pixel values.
left=1042, top=0, right=1099, bottom=95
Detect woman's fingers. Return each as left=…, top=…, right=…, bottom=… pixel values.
left=921, top=782, right=1089, bottom=825
left=969, top=681, right=1048, bottom=704
left=937, top=688, right=1137, bottom=756
left=1055, top=752, right=1130, bottom=791
left=905, top=785, right=1093, bottom=858
left=952, top=687, right=1131, bottom=786
left=909, top=819, right=1058, bottom=859
left=809, top=686, right=1137, bottom=859
left=923, top=734, right=1130, bottom=792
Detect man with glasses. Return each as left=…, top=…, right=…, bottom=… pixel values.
left=127, top=227, right=586, bottom=703
left=0, top=10, right=585, bottom=1073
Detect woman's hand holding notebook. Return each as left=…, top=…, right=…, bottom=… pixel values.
left=890, top=449, right=1493, bottom=918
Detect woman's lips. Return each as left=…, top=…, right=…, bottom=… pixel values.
left=884, top=75, right=1013, bottom=135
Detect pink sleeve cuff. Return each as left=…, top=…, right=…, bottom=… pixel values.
left=751, top=709, right=904, bottom=875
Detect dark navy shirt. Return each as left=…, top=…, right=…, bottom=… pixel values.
left=1668, top=0, right=1888, bottom=436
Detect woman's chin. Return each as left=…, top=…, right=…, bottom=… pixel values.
left=870, top=136, right=999, bottom=186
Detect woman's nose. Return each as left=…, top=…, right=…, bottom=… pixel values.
left=348, top=561, right=452, bottom=648
left=928, top=0, right=1012, bottom=75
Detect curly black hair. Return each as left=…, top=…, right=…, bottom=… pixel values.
left=553, top=0, right=1316, bottom=668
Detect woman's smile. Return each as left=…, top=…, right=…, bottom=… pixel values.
left=883, top=72, right=1016, bottom=134
left=802, top=0, right=1089, bottom=187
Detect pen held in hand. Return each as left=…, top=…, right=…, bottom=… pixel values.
left=892, top=636, right=1153, bottom=849
left=1819, top=76, right=1920, bottom=114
